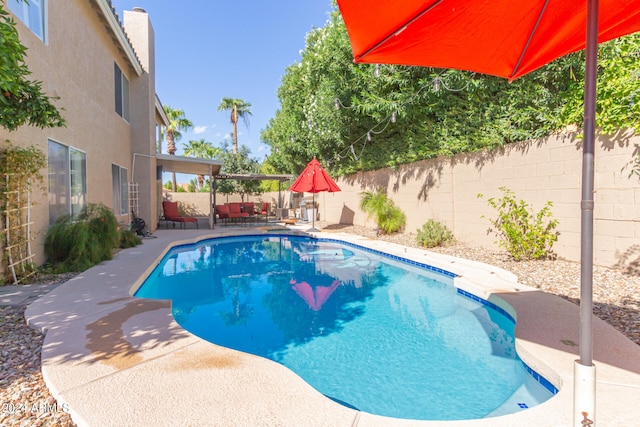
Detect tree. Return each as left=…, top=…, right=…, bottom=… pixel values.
left=262, top=5, right=640, bottom=177
left=217, top=98, right=252, bottom=155
left=0, top=4, right=65, bottom=130
left=182, top=138, right=221, bottom=190
left=161, top=105, right=193, bottom=191
left=217, top=143, right=261, bottom=202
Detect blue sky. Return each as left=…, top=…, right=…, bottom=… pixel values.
left=112, top=1, right=334, bottom=165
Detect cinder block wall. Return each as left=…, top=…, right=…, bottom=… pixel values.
left=171, top=131, right=640, bottom=268
left=324, top=131, right=639, bottom=268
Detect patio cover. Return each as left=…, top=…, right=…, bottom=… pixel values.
left=212, top=173, right=295, bottom=224
left=156, top=153, right=223, bottom=229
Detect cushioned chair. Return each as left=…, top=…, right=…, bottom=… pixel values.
left=162, top=201, right=198, bottom=229
left=216, top=204, right=230, bottom=224
left=228, top=202, right=249, bottom=223
left=258, top=202, right=270, bottom=223
left=243, top=202, right=255, bottom=222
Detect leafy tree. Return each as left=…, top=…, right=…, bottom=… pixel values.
left=0, top=4, right=65, bottom=130
left=216, top=142, right=261, bottom=202
left=217, top=98, right=252, bottom=155
left=161, top=105, right=193, bottom=190
left=262, top=5, right=640, bottom=177
left=183, top=138, right=221, bottom=190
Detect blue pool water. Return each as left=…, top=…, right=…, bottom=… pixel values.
left=135, top=235, right=555, bottom=420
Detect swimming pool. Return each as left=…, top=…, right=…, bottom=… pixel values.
left=135, top=234, right=555, bottom=420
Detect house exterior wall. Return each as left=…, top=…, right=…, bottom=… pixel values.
left=0, top=1, right=158, bottom=264
left=123, top=9, right=158, bottom=231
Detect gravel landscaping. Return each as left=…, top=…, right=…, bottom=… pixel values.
left=1, top=225, right=638, bottom=426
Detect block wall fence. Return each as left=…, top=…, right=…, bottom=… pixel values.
left=168, top=130, right=640, bottom=269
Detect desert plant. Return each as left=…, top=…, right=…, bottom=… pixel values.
left=479, top=187, right=559, bottom=261
left=44, top=203, right=121, bottom=272
left=119, top=229, right=142, bottom=249
left=359, top=189, right=406, bottom=234
left=416, top=219, right=454, bottom=248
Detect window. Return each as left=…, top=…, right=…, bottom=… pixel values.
left=48, top=140, right=87, bottom=225
left=112, top=164, right=129, bottom=215
left=8, top=0, right=45, bottom=41
left=114, top=63, right=130, bottom=121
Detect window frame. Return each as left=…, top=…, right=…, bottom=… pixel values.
left=111, top=164, right=129, bottom=216
left=7, top=0, right=46, bottom=42
left=114, top=63, right=130, bottom=122
left=48, top=140, right=87, bottom=225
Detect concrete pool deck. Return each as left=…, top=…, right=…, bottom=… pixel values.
left=24, top=225, right=640, bottom=426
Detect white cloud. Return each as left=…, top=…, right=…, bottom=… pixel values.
left=194, top=126, right=208, bottom=134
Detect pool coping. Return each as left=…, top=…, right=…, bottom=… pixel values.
left=25, top=226, right=640, bottom=426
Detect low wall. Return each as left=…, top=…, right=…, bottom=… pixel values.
left=167, top=130, right=640, bottom=269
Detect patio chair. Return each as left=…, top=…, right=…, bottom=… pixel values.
left=228, top=202, right=249, bottom=224
left=243, top=202, right=256, bottom=223
left=216, top=204, right=230, bottom=225
left=161, top=201, right=198, bottom=229
left=258, top=202, right=270, bottom=223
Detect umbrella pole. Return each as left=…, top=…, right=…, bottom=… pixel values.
left=574, top=0, right=598, bottom=425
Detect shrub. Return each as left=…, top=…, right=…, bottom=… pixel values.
left=359, top=189, right=406, bottom=234
left=119, top=229, right=142, bottom=249
left=416, top=219, right=454, bottom=248
left=44, top=203, right=122, bottom=272
left=479, top=187, right=559, bottom=261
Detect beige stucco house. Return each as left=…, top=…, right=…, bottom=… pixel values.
left=0, top=0, right=221, bottom=267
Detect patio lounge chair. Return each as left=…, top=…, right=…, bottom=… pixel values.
left=161, top=201, right=198, bottom=229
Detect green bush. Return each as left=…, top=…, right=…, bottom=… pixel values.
left=479, top=187, right=559, bottom=261
left=44, top=203, right=122, bottom=272
left=119, top=229, right=142, bottom=249
left=416, top=219, right=454, bottom=248
left=359, top=189, right=406, bottom=234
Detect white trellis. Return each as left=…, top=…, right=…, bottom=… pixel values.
left=129, top=182, right=139, bottom=222
left=3, top=174, right=36, bottom=284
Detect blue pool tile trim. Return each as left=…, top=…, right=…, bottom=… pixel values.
left=523, top=364, right=559, bottom=395
left=165, top=233, right=558, bottom=396
left=457, top=288, right=516, bottom=323
left=316, top=237, right=457, bottom=278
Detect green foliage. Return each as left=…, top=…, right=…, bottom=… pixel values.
left=119, top=229, right=142, bottom=249
left=359, top=189, right=406, bottom=234
left=262, top=4, right=640, bottom=178
left=479, top=187, right=559, bottom=261
left=217, top=143, right=262, bottom=200
left=44, top=203, right=121, bottom=272
left=416, top=219, right=454, bottom=248
left=0, top=5, right=65, bottom=130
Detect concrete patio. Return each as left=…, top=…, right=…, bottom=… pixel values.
left=24, top=225, right=640, bottom=426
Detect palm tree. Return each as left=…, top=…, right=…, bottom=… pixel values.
left=161, top=105, right=193, bottom=191
left=182, top=138, right=221, bottom=190
left=217, top=98, right=252, bottom=155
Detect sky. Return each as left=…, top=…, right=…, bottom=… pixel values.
left=112, top=1, right=335, bottom=167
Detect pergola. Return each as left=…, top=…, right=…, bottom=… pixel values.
left=212, top=173, right=295, bottom=225
left=155, top=152, right=295, bottom=228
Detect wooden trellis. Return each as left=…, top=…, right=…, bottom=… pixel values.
left=3, top=174, right=36, bottom=284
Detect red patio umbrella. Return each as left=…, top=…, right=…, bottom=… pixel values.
left=336, top=0, right=640, bottom=424
left=290, top=157, right=341, bottom=231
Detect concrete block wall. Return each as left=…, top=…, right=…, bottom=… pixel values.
left=324, top=131, right=640, bottom=268
left=170, top=130, right=639, bottom=269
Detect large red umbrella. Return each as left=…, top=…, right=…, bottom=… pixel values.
left=290, top=157, right=341, bottom=231
left=336, top=0, right=640, bottom=424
